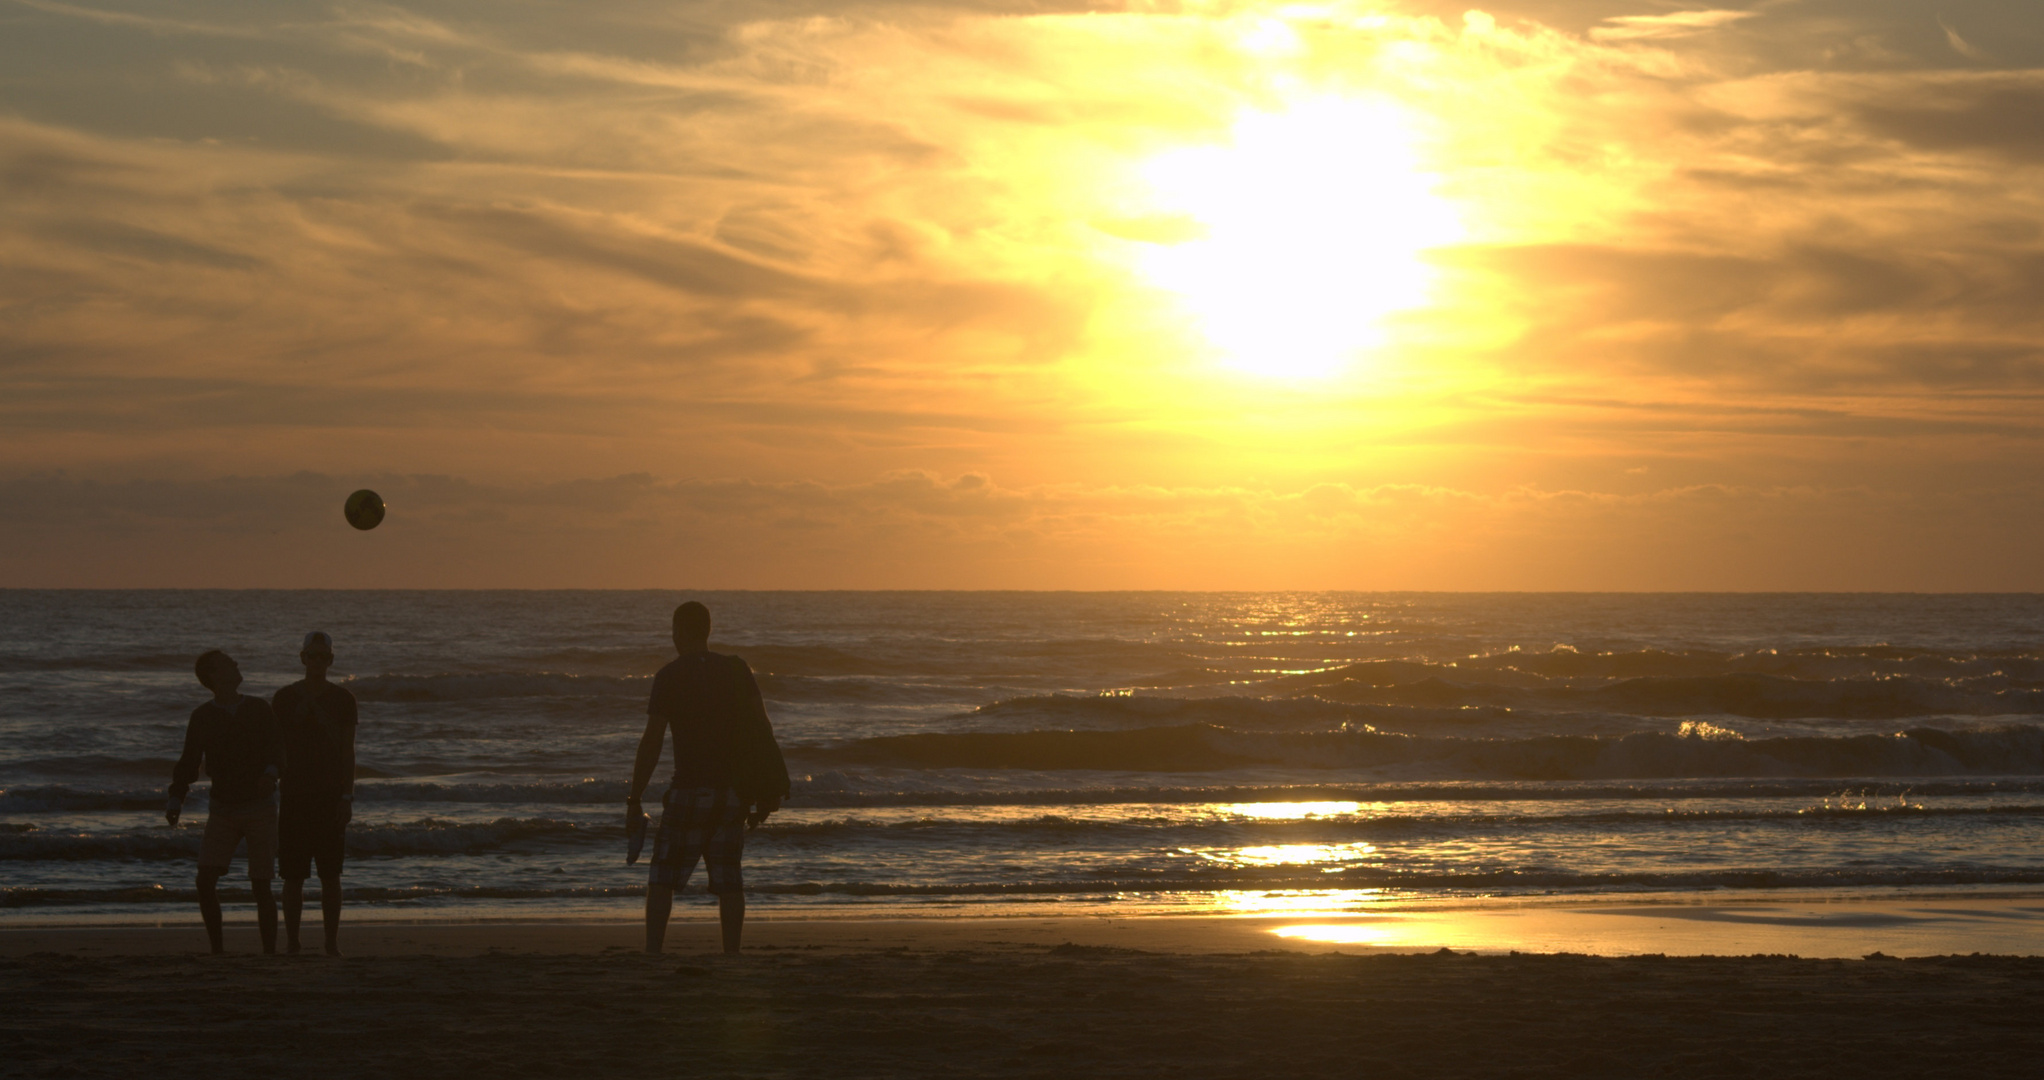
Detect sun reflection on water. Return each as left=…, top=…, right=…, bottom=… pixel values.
left=1270, top=923, right=1402, bottom=946
left=1213, top=888, right=1389, bottom=915
left=1211, top=842, right=1378, bottom=868
left=1219, top=801, right=1364, bottom=819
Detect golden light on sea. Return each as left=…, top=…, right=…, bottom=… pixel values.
left=1216, top=802, right=1367, bottom=820
left=1270, top=922, right=1403, bottom=945
left=1213, top=889, right=1390, bottom=915
left=1224, top=842, right=1380, bottom=867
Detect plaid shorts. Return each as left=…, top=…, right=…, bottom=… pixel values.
left=647, top=785, right=747, bottom=894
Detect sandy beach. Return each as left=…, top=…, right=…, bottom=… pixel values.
left=7, top=903, right=2044, bottom=1079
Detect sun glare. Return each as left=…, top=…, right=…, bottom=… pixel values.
left=1136, top=97, right=1462, bottom=379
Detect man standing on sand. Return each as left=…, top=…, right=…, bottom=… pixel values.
left=273, top=630, right=359, bottom=956
left=168, top=650, right=282, bottom=955
left=628, top=601, right=791, bottom=954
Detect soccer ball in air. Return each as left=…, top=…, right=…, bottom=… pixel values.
left=344, top=489, right=386, bottom=531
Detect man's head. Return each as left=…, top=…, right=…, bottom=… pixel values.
left=195, top=649, right=241, bottom=695
left=672, top=602, right=711, bottom=653
left=300, top=630, right=334, bottom=679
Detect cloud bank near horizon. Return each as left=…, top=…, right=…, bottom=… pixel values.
left=6, top=468, right=2035, bottom=590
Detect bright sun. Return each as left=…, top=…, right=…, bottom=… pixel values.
left=1136, top=97, right=1462, bottom=379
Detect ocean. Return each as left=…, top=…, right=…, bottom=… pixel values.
left=6, top=591, right=2044, bottom=925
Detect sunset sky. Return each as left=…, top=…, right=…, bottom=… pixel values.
left=4, top=0, right=2042, bottom=589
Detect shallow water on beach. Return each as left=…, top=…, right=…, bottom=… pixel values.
left=6, top=591, right=2044, bottom=923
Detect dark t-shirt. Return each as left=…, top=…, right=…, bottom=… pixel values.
left=170, top=696, right=282, bottom=805
left=272, top=680, right=359, bottom=801
left=647, top=651, right=790, bottom=800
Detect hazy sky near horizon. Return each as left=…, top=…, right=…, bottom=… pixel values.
left=4, top=0, right=2044, bottom=588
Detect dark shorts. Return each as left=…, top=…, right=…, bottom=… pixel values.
left=648, top=786, right=747, bottom=894
left=278, top=796, right=347, bottom=881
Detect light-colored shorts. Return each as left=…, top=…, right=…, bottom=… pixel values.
left=198, top=796, right=277, bottom=880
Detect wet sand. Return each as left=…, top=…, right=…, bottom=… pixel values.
left=9, top=892, right=2044, bottom=958
left=6, top=906, right=2044, bottom=1078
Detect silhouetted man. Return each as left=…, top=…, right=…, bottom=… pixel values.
left=273, top=630, right=358, bottom=956
left=628, top=601, right=790, bottom=954
left=168, top=650, right=281, bottom=955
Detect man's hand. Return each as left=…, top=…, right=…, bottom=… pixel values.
left=746, top=796, right=780, bottom=829
left=337, top=795, right=353, bottom=828
left=165, top=796, right=182, bottom=827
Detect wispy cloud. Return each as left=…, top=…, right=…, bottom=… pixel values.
left=1940, top=16, right=1990, bottom=63
left=1589, top=9, right=1756, bottom=44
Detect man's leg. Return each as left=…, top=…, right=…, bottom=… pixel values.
left=717, top=890, right=745, bottom=954
left=708, top=802, right=746, bottom=955
left=242, top=801, right=279, bottom=955
left=195, top=868, right=226, bottom=954
left=282, top=878, right=306, bottom=953
left=319, top=873, right=343, bottom=956
left=252, top=877, right=277, bottom=955
left=644, top=884, right=675, bottom=953
left=193, top=808, right=241, bottom=954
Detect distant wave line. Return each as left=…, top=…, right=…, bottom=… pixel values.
left=807, top=723, right=2044, bottom=778
left=15, top=866, right=2044, bottom=906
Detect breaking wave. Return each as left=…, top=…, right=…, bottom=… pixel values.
left=17, top=776, right=2044, bottom=815
left=1236, top=648, right=2044, bottom=719
left=15, top=866, right=2044, bottom=906
left=342, top=673, right=646, bottom=702
left=1004, top=675, right=2044, bottom=724
left=803, top=723, right=2044, bottom=779
left=0, top=817, right=607, bottom=861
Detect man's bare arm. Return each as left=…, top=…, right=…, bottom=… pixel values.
left=167, top=709, right=207, bottom=824
left=628, top=712, right=665, bottom=806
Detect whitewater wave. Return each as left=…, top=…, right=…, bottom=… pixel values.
left=342, top=673, right=647, bottom=702
left=2, top=756, right=184, bottom=781
left=0, top=786, right=186, bottom=812
left=14, top=866, right=2044, bottom=906
left=1243, top=650, right=2044, bottom=719
left=0, top=781, right=633, bottom=812
left=16, top=775, right=2044, bottom=814
left=0, top=652, right=198, bottom=673
left=968, top=694, right=1399, bottom=730
left=756, top=802, right=2044, bottom=839
left=0, top=817, right=607, bottom=861
left=87, top=645, right=2044, bottom=721
left=1012, top=674, right=2044, bottom=723
left=510, top=640, right=1196, bottom=679
left=802, top=723, right=2044, bottom=779
left=1282, top=646, right=2044, bottom=685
